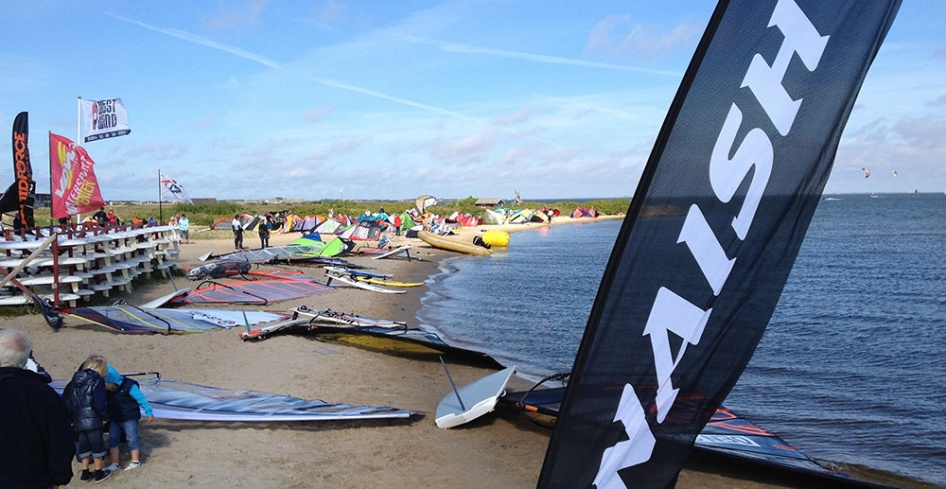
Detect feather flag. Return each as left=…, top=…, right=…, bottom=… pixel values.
left=49, top=133, right=105, bottom=218
left=159, top=171, right=193, bottom=204
left=538, top=0, right=901, bottom=487
left=80, top=97, right=131, bottom=142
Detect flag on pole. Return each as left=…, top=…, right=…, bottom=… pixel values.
left=159, top=171, right=193, bottom=204
left=49, top=133, right=105, bottom=218
left=538, top=0, right=901, bottom=487
left=80, top=98, right=131, bottom=142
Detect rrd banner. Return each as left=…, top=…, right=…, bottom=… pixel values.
left=80, top=97, right=131, bottom=142
left=49, top=133, right=105, bottom=218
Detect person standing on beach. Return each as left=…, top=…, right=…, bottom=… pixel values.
left=104, top=365, right=154, bottom=472
left=0, top=328, right=75, bottom=489
left=258, top=218, right=270, bottom=249
left=93, top=207, right=108, bottom=227
left=62, top=355, right=112, bottom=483
left=179, top=214, right=190, bottom=244
left=394, top=214, right=402, bottom=237
left=232, top=214, right=244, bottom=250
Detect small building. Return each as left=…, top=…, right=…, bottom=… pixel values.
left=474, top=198, right=505, bottom=209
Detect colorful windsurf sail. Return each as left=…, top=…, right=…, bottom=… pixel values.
left=51, top=374, right=411, bottom=421
left=538, top=1, right=901, bottom=487
left=499, top=385, right=847, bottom=481
left=65, top=305, right=289, bottom=334
left=171, top=271, right=334, bottom=304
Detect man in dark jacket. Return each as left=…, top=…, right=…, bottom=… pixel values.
left=0, top=328, right=74, bottom=489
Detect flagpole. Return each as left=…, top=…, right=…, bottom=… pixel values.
left=48, top=131, right=54, bottom=230
left=158, top=170, right=163, bottom=225
left=76, top=97, right=82, bottom=223
left=76, top=97, right=81, bottom=143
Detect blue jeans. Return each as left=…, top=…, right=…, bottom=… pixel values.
left=75, top=428, right=107, bottom=460
left=108, top=419, right=140, bottom=451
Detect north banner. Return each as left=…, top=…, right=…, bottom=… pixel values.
left=80, top=97, right=131, bottom=142
left=49, top=133, right=106, bottom=218
left=159, top=171, right=193, bottom=204
left=538, top=1, right=901, bottom=487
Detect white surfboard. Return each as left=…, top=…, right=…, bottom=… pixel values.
left=372, top=244, right=412, bottom=260
left=435, top=366, right=516, bottom=429
left=139, top=288, right=192, bottom=309
left=324, top=272, right=405, bottom=294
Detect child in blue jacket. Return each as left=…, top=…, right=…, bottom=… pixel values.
left=104, top=365, right=155, bottom=472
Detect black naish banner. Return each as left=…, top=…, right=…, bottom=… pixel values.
left=538, top=1, right=901, bottom=487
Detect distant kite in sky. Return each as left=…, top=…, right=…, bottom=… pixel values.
left=893, top=170, right=898, bottom=177
left=862, top=168, right=871, bottom=178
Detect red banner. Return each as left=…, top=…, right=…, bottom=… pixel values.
left=49, top=133, right=105, bottom=219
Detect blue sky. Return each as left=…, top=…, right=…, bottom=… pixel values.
left=1, top=1, right=943, bottom=202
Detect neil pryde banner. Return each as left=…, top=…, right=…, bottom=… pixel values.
left=80, top=97, right=131, bottom=142
left=538, top=0, right=901, bottom=487
left=12, top=111, right=36, bottom=229
left=49, top=133, right=106, bottom=218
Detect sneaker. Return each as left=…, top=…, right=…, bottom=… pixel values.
left=124, top=461, right=141, bottom=471
left=94, top=469, right=112, bottom=483
left=80, top=469, right=93, bottom=482
left=104, top=463, right=120, bottom=472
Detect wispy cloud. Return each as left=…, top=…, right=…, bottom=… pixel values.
left=110, top=14, right=281, bottom=68
left=108, top=13, right=474, bottom=120
left=203, top=0, right=269, bottom=31
left=304, top=106, right=333, bottom=122
left=584, top=14, right=701, bottom=62
left=406, top=36, right=680, bottom=77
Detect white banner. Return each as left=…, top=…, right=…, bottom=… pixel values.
left=80, top=97, right=131, bottom=142
left=159, top=171, right=193, bottom=204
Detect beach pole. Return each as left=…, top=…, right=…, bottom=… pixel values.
left=158, top=170, right=163, bottom=225
left=75, top=97, right=83, bottom=223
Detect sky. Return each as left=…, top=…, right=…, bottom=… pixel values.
left=1, top=1, right=943, bottom=202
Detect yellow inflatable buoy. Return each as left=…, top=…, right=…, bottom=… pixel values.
left=480, top=230, right=510, bottom=248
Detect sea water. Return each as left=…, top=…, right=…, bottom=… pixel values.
left=417, top=193, right=946, bottom=487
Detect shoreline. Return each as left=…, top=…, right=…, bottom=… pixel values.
left=5, top=220, right=852, bottom=488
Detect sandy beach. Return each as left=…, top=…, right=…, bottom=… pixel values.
left=7, top=220, right=825, bottom=488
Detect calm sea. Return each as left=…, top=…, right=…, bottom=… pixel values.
left=418, top=193, right=946, bottom=487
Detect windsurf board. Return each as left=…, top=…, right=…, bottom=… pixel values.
left=435, top=366, right=516, bottom=429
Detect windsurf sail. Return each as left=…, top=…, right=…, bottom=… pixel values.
left=538, top=1, right=901, bottom=487
left=243, top=309, right=503, bottom=369
left=186, top=260, right=252, bottom=280
left=51, top=373, right=411, bottom=421
left=65, top=305, right=290, bottom=334
left=500, top=385, right=847, bottom=481
left=171, top=271, right=334, bottom=304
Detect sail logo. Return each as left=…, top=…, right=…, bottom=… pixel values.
left=594, top=0, right=829, bottom=486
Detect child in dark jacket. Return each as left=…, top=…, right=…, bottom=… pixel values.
left=62, top=355, right=112, bottom=483
left=104, top=365, right=154, bottom=472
